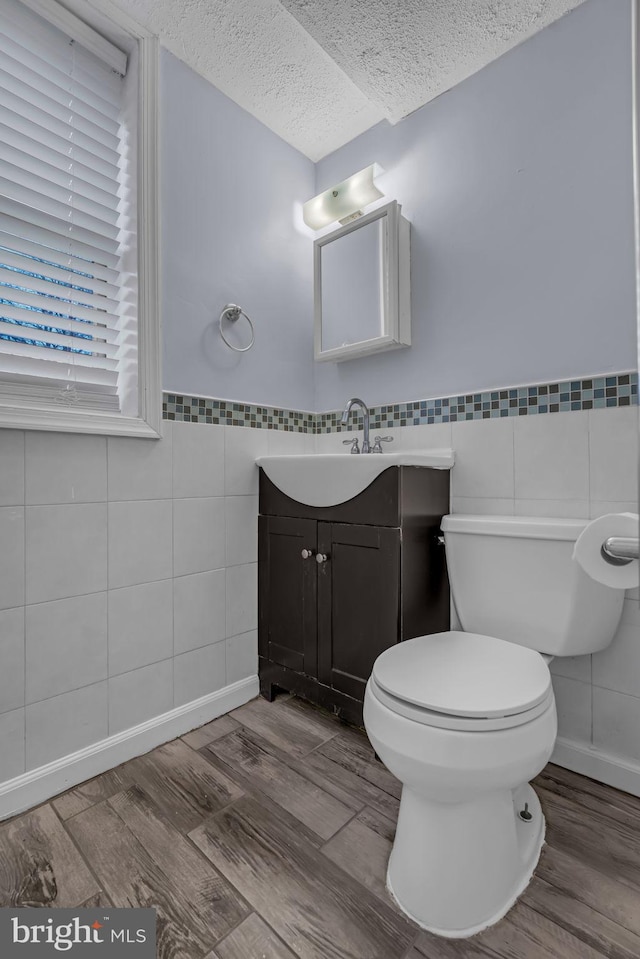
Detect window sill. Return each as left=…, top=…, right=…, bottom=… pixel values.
left=0, top=403, right=162, bottom=438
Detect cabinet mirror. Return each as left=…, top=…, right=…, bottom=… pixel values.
left=314, top=200, right=411, bottom=363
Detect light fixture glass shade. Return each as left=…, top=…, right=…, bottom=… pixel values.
left=303, top=163, right=384, bottom=230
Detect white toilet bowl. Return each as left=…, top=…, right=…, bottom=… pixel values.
left=363, top=630, right=557, bottom=937
left=363, top=513, right=630, bottom=937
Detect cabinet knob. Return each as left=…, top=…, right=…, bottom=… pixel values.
left=301, top=548, right=314, bottom=559
left=316, top=553, right=329, bottom=564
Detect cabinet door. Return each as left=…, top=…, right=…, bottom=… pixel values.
left=258, top=515, right=318, bottom=677
left=317, top=523, right=400, bottom=701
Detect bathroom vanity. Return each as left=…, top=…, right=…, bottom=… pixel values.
left=257, top=461, right=451, bottom=724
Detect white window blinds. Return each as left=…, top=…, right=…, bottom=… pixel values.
left=0, top=0, right=130, bottom=412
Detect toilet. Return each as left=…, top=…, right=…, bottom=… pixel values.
left=363, top=514, right=628, bottom=938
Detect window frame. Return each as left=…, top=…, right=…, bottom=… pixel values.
left=0, top=0, right=161, bottom=438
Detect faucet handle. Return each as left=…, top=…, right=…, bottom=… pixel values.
left=342, top=437, right=360, bottom=454
left=371, top=435, right=394, bottom=453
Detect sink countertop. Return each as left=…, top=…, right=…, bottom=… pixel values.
left=255, top=449, right=454, bottom=507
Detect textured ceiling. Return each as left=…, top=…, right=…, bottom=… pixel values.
left=280, top=0, right=587, bottom=124
left=107, top=0, right=586, bottom=160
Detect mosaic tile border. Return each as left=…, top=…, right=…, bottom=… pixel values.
left=318, top=371, right=638, bottom=434
left=162, top=395, right=315, bottom=431
left=163, top=371, right=637, bottom=433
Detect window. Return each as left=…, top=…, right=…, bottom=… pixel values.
left=0, top=0, right=160, bottom=436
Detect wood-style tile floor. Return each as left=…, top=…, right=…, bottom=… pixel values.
left=2, top=694, right=640, bottom=958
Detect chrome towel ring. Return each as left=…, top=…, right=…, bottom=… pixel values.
left=219, top=303, right=255, bottom=352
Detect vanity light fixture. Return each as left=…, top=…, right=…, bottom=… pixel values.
left=303, top=163, right=384, bottom=230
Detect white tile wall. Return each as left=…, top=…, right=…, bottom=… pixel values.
left=107, top=432, right=173, bottom=502
left=108, top=500, right=173, bottom=589
left=226, top=563, right=258, bottom=637
left=173, top=569, right=226, bottom=653
left=590, top=500, right=639, bottom=519
left=448, top=497, right=515, bottom=516
left=0, top=431, right=24, bottom=506
left=452, top=417, right=515, bottom=499
left=173, top=422, right=226, bottom=497
left=313, top=431, right=342, bottom=454
left=225, top=496, right=258, bottom=566
left=549, top=652, right=591, bottom=684
left=0, top=405, right=636, bottom=789
left=26, top=681, right=109, bottom=770
left=173, top=497, right=225, bottom=576
left=0, top=507, right=24, bottom=610
left=392, top=422, right=452, bottom=451
left=174, top=641, right=227, bottom=706
left=592, top=599, right=640, bottom=699
left=593, top=686, right=640, bottom=764
left=26, top=504, right=107, bottom=604
left=25, top=593, right=108, bottom=704
left=108, top=580, right=174, bottom=676
left=0, top=607, right=24, bottom=713
left=108, top=659, right=174, bottom=735
left=589, top=408, right=639, bottom=504
left=225, top=426, right=269, bottom=495
left=0, top=420, right=264, bottom=786
left=551, top=675, right=592, bottom=742
left=25, top=432, right=107, bottom=505
left=513, top=410, right=590, bottom=501
left=266, top=429, right=315, bottom=455
left=0, top=709, right=25, bottom=780
left=446, top=406, right=639, bottom=767
left=514, top=498, right=590, bottom=519
left=226, top=629, right=258, bottom=684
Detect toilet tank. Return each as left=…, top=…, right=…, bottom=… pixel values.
left=441, top=514, right=625, bottom=656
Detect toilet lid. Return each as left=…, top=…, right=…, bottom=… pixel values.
left=372, top=631, right=551, bottom=718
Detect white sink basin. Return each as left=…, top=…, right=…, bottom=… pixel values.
left=256, top=449, right=454, bottom=507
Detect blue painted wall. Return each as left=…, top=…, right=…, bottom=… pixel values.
left=160, top=50, right=315, bottom=409
left=313, top=0, right=637, bottom=410
left=160, top=0, right=637, bottom=414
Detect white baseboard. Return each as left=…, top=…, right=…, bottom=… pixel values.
left=551, top=735, right=640, bottom=798
left=0, top=676, right=258, bottom=822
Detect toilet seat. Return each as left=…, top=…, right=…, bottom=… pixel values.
left=370, top=630, right=553, bottom=732
left=369, top=676, right=555, bottom=731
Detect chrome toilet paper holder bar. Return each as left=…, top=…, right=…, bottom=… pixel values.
left=601, top=536, right=640, bottom=566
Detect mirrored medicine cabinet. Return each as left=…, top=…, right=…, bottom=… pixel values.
left=314, top=200, right=411, bottom=363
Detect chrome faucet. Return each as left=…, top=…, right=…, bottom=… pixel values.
left=341, top=397, right=371, bottom=454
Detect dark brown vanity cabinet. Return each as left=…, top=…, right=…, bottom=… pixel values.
left=258, top=466, right=450, bottom=725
